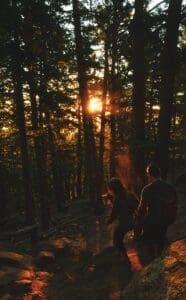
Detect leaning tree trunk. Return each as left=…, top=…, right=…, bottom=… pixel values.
left=132, top=0, right=146, bottom=187
left=157, top=0, right=183, bottom=179
left=72, top=0, right=99, bottom=208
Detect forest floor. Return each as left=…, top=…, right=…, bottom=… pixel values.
left=0, top=183, right=186, bottom=300
left=0, top=203, right=149, bottom=300
left=45, top=208, right=140, bottom=300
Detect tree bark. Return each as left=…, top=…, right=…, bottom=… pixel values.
left=28, top=73, right=50, bottom=229
left=46, top=110, right=66, bottom=211
left=109, top=0, right=119, bottom=178
left=23, top=4, right=50, bottom=229
left=132, top=0, right=146, bottom=185
left=98, top=31, right=109, bottom=197
left=11, top=37, right=35, bottom=225
left=76, top=101, right=83, bottom=199
left=157, top=0, right=183, bottom=179
left=72, top=0, right=98, bottom=208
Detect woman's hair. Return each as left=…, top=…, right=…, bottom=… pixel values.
left=108, top=177, right=126, bottom=199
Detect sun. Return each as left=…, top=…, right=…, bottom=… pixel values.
left=88, top=97, right=102, bottom=113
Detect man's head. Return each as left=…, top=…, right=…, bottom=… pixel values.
left=146, top=163, right=161, bottom=182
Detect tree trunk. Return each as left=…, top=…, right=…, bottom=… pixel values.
left=39, top=22, right=66, bottom=216
left=109, top=0, right=119, bottom=178
left=98, top=31, right=109, bottom=197
left=157, top=0, right=182, bottom=179
left=28, top=73, right=50, bottom=230
left=132, top=0, right=146, bottom=186
left=72, top=0, right=98, bottom=208
left=46, top=110, right=66, bottom=211
left=23, top=5, right=50, bottom=229
left=11, top=37, right=35, bottom=225
left=76, top=101, right=83, bottom=199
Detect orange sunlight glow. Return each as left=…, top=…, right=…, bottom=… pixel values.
left=88, top=97, right=102, bottom=113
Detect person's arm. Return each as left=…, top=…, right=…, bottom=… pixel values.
left=107, top=200, right=119, bottom=224
left=127, top=193, right=139, bottom=214
left=135, top=188, right=149, bottom=235
left=138, top=189, right=148, bottom=219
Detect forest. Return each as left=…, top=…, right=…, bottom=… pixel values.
left=0, top=0, right=185, bottom=229
left=0, top=0, right=186, bottom=299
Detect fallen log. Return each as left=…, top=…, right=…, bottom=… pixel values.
left=42, top=214, right=93, bottom=239
left=1, top=224, right=39, bottom=245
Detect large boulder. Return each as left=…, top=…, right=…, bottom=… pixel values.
left=0, top=251, right=32, bottom=269
left=121, top=239, right=186, bottom=300
left=34, top=237, right=71, bottom=258
left=34, top=251, right=55, bottom=269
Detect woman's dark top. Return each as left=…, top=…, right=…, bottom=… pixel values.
left=108, top=192, right=138, bottom=229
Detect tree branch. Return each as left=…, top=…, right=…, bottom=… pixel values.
left=148, top=0, right=167, bottom=13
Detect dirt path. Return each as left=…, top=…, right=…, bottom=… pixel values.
left=0, top=207, right=143, bottom=300
left=0, top=205, right=160, bottom=300
left=44, top=212, right=144, bottom=300
left=1, top=188, right=185, bottom=300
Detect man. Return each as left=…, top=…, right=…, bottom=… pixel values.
left=137, top=163, right=177, bottom=253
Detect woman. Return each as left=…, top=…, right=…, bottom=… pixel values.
left=107, top=177, right=138, bottom=258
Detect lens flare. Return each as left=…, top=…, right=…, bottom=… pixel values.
left=88, top=97, right=102, bottom=113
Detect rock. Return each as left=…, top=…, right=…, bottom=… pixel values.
left=121, top=239, right=186, bottom=300
left=35, top=270, right=51, bottom=280
left=35, top=251, right=55, bottom=268
left=12, top=278, right=32, bottom=294
left=34, top=238, right=71, bottom=258
left=17, top=268, right=35, bottom=281
left=0, top=266, right=34, bottom=298
left=0, top=251, right=32, bottom=270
